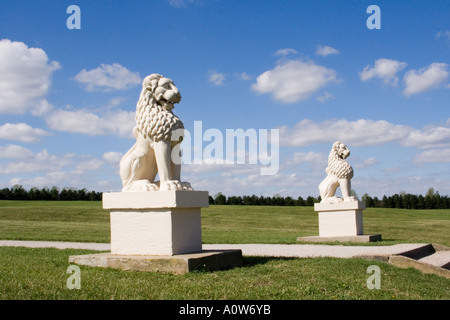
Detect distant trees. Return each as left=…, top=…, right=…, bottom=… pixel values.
left=212, top=192, right=320, bottom=207
left=1, top=185, right=448, bottom=209
left=360, top=188, right=450, bottom=209
left=0, top=185, right=102, bottom=201
left=209, top=187, right=450, bottom=209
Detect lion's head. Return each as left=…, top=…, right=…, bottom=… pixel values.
left=325, top=141, right=353, bottom=180
left=134, top=74, right=184, bottom=142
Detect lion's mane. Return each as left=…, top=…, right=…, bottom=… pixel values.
left=134, top=74, right=184, bottom=142
left=325, top=142, right=353, bottom=180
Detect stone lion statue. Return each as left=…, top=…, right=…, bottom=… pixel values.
left=119, top=74, right=192, bottom=192
left=318, top=141, right=356, bottom=203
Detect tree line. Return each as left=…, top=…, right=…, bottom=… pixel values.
left=210, top=193, right=318, bottom=206
left=1, top=185, right=449, bottom=209
left=211, top=187, right=450, bottom=209
left=0, top=185, right=102, bottom=201
left=361, top=188, right=450, bottom=210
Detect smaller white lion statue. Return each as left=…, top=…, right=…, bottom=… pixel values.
left=319, top=141, right=356, bottom=203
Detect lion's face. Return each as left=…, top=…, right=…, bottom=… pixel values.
left=136, top=74, right=184, bottom=142
left=336, top=142, right=350, bottom=159
left=143, top=75, right=181, bottom=111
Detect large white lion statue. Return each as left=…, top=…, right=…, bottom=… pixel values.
left=119, top=74, right=192, bottom=192
left=318, top=141, right=356, bottom=203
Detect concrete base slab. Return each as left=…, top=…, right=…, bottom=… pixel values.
left=389, top=255, right=450, bottom=279
left=297, top=234, right=382, bottom=243
left=68, top=249, right=243, bottom=275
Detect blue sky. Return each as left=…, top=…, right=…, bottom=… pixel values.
left=0, top=0, right=449, bottom=198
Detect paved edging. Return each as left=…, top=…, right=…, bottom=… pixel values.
left=0, top=240, right=430, bottom=258
left=2, top=240, right=449, bottom=278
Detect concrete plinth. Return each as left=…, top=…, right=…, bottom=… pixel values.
left=298, top=200, right=381, bottom=243
left=103, top=191, right=208, bottom=256
left=70, top=190, right=242, bottom=273
left=316, top=201, right=365, bottom=237
left=69, top=250, right=243, bottom=275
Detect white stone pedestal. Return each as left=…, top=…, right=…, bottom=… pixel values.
left=69, top=190, right=243, bottom=273
left=316, top=201, right=365, bottom=237
left=103, top=191, right=208, bottom=256
left=298, top=201, right=382, bottom=243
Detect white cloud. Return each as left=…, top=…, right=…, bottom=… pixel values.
left=0, top=148, right=112, bottom=190
left=103, top=152, right=123, bottom=166
left=45, top=109, right=135, bottom=137
left=0, top=123, right=51, bottom=143
left=354, top=157, right=379, bottom=169
left=0, top=39, right=60, bottom=114
left=359, top=58, right=407, bottom=86
left=167, top=0, right=196, bottom=8
left=107, top=97, right=125, bottom=108
left=275, top=48, right=298, bottom=57
left=0, top=149, right=73, bottom=175
left=403, top=62, right=449, bottom=96
left=208, top=70, right=225, bottom=86
left=31, top=99, right=54, bottom=117
left=7, top=170, right=83, bottom=191
left=75, top=63, right=141, bottom=91
left=414, top=149, right=450, bottom=163
left=404, top=124, right=450, bottom=149
left=284, top=151, right=327, bottom=172
left=436, top=30, right=450, bottom=40
left=183, top=160, right=325, bottom=198
left=279, top=119, right=411, bottom=147
left=252, top=59, right=338, bottom=103
left=316, top=91, right=335, bottom=103
left=237, top=72, right=251, bottom=81
left=316, top=45, right=339, bottom=57
left=0, top=144, right=34, bottom=159
left=76, top=158, right=104, bottom=171
left=279, top=118, right=450, bottom=151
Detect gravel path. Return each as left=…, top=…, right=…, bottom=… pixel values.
left=0, top=240, right=429, bottom=259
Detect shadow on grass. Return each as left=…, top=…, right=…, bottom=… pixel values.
left=241, top=256, right=298, bottom=268
left=190, top=256, right=297, bottom=273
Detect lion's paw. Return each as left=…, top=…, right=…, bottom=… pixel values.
left=159, top=180, right=193, bottom=191
left=159, top=180, right=181, bottom=191
left=180, top=181, right=193, bottom=191
left=122, top=180, right=159, bottom=192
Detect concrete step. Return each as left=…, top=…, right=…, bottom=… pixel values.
left=389, top=244, right=450, bottom=279
left=397, top=243, right=436, bottom=260
left=418, top=251, right=450, bottom=270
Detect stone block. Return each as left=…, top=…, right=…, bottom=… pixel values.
left=103, top=190, right=209, bottom=209
left=318, top=209, right=364, bottom=237
left=68, top=250, right=243, bottom=275
left=110, top=208, right=202, bottom=255
left=299, top=200, right=381, bottom=243
left=104, top=191, right=208, bottom=256
left=314, top=200, right=366, bottom=212
left=297, top=234, right=382, bottom=243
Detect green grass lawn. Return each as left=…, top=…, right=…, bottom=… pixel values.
left=0, top=246, right=449, bottom=300
left=0, top=201, right=449, bottom=300
left=1, top=201, right=449, bottom=246
left=0, top=200, right=110, bottom=242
